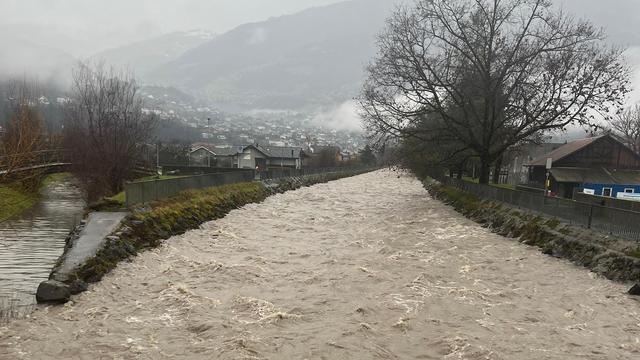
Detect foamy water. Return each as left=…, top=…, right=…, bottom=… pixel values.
left=1, top=170, right=639, bottom=359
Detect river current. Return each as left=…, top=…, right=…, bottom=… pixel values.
left=1, top=170, right=639, bottom=359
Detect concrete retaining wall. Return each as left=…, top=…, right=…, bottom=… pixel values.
left=125, top=171, right=255, bottom=206
left=161, top=166, right=249, bottom=176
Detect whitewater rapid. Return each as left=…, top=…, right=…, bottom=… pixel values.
left=1, top=170, right=639, bottom=359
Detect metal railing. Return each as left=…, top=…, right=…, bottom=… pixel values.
left=0, top=149, right=71, bottom=175
left=435, top=175, right=640, bottom=241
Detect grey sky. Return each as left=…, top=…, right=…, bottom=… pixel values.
left=3, top=0, right=640, bottom=102
left=3, top=0, right=640, bottom=56
left=1, top=0, right=344, bottom=57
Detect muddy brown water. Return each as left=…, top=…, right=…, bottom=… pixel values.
left=0, top=178, right=84, bottom=315
left=1, top=170, right=640, bottom=359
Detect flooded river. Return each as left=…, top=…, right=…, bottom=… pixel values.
left=1, top=170, right=640, bottom=359
left=0, top=178, right=85, bottom=312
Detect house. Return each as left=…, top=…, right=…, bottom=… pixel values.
left=189, top=143, right=305, bottom=170
left=263, top=146, right=305, bottom=169
left=237, top=144, right=270, bottom=170
left=340, top=150, right=359, bottom=162
left=189, top=144, right=239, bottom=168
left=526, top=134, right=640, bottom=198
left=503, top=142, right=563, bottom=185
left=305, top=145, right=342, bottom=167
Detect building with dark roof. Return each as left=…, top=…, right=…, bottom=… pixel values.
left=526, top=134, right=640, bottom=198
left=189, top=143, right=305, bottom=170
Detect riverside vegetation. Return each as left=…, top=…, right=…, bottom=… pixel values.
left=0, top=173, right=72, bottom=222
left=426, top=180, right=640, bottom=283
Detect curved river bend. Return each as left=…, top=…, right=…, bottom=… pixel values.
left=1, top=170, right=639, bottom=359
left=0, top=178, right=85, bottom=313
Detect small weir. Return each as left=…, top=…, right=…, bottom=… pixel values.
left=0, top=177, right=85, bottom=318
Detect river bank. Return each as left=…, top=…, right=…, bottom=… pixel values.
left=0, top=174, right=73, bottom=222
left=425, top=179, right=640, bottom=284
left=35, top=168, right=375, bottom=303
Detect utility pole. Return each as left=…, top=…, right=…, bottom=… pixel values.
left=545, top=157, right=552, bottom=197
left=156, top=141, right=161, bottom=178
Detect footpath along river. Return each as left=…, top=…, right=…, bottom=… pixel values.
left=1, top=170, right=640, bottom=359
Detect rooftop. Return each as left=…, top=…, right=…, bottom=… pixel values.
left=550, top=167, right=640, bottom=185
left=527, top=136, right=604, bottom=167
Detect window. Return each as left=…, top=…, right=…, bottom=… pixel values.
left=602, top=188, right=612, bottom=197
left=625, top=188, right=635, bottom=194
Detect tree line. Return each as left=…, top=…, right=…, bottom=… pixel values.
left=360, top=0, right=630, bottom=183
left=1, top=64, right=157, bottom=201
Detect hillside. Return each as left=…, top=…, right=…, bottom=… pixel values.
left=0, top=34, right=76, bottom=87
left=91, top=30, right=216, bottom=80
left=150, top=0, right=396, bottom=110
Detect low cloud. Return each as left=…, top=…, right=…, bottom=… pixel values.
left=311, top=100, right=363, bottom=132
left=248, top=28, right=268, bottom=45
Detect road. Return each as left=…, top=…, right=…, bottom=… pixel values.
left=1, top=170, right=639, bottom=359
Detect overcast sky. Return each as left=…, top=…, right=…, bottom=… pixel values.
left=2, top=0, right=640, bottom=57
left=1, top=0, right=344, bottom=57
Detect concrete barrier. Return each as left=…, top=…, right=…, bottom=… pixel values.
left=125, top=170, right=255, bottom=206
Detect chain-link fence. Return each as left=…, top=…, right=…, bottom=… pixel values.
left=436, top=175, right=640, bottom=241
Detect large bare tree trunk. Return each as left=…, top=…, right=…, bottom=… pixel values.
left=492, top=155, right=503, bottom=184
left=479, top=155, right=491, bottom=185
left=360, top=0, right=628, bottom=182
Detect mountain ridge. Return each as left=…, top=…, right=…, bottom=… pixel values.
left=150, top=0, right=397, bottom=110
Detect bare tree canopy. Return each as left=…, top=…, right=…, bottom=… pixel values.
left=608, top=104, right=640, bottom=154
left=360, top=0, right=629, bottom=183
left=64, top=64, right=156, bottom=201
left=0, top=81, right=49, bottom=187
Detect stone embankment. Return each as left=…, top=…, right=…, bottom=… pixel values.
left=37, top=169, right=375, bottom=303
left=35, top=212, right=128, bottom=303
left=426, top=180, right=640, bottom=286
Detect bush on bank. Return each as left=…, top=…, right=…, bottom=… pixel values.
left=427, top=181, right=640, bottom=283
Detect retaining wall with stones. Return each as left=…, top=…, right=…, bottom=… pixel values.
left=426, top=180, right=640, bottom=283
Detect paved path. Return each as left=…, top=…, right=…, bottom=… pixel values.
left=1, top=170, right=639, bottom=359
left=54, top=212, right=128, bottom=279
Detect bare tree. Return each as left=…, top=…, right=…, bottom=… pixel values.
left=64, top=64, right=156, bottom=201
left=360, top=0, right=629, bottom=183
left=0, top=81, right=47, bottom=187
left=608, top=104, right=640, bottom=154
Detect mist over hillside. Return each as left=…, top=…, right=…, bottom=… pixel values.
left=91, top=30, right=216, bottom=80
left=0, top=34, right=76, bottom=88
left=149, top=0, right=396, bottom=111
left=2, top=0, right=640, bottom=136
